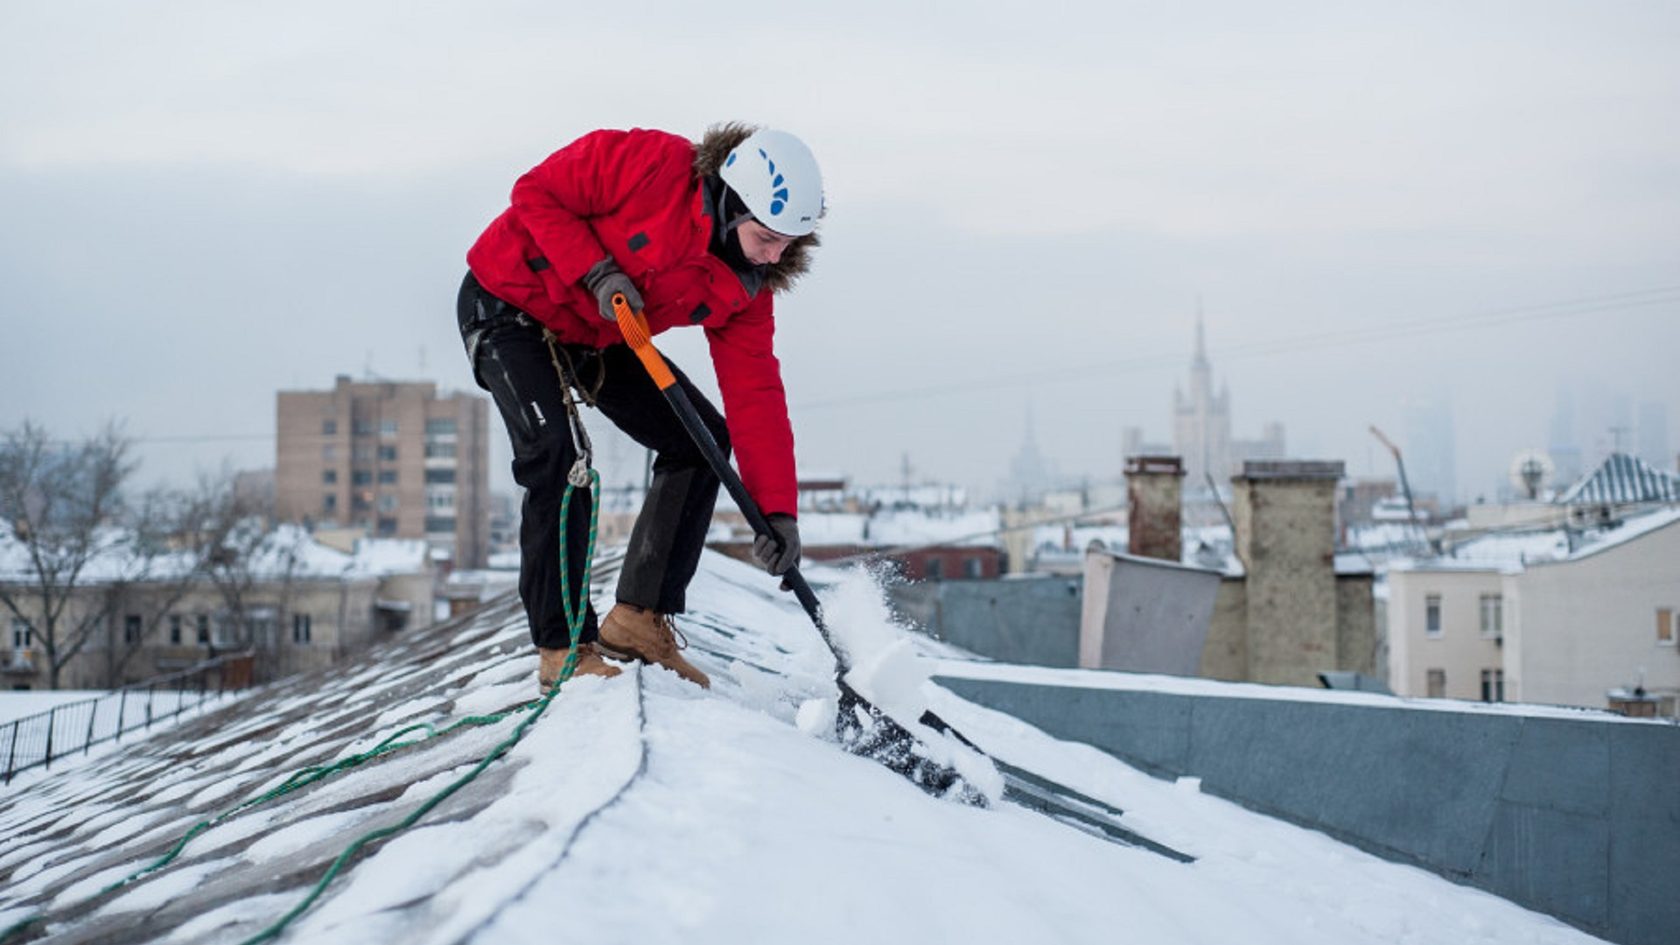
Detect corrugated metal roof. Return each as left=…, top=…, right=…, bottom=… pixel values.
left=1558, top=452, right=1680, bottom=506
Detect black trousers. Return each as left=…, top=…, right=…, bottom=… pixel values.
left=457, top=273, right=730, bottom=649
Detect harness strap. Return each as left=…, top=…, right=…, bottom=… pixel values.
left=542, top=329, right=600, bottom=487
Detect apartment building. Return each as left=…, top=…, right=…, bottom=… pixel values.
left=277, top=376, right=490, bottom=567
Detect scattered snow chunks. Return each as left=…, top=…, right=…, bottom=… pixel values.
left=795, top=696, right=837, bottom=737
left=49, top=858, right=151, bottom=909
left=84, top=808, right=168, bottom=848
left=164, top=892, right=296, bottom=943
left=93, top=859, right=227, bottom=917
left=186, top=773, right=249, bottom=808
left=448, top=678, right=529, bottom=718
left=301, top=820, right=511, bottom=931
left=241, top=809, right=368, bottom=864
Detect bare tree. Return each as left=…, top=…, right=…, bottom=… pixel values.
left=0, top=422, right=137, bottom=689
left=181, top=469, right=306, bottom=681
left=101, top=487, right=208, bottom=684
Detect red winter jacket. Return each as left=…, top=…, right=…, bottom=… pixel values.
left=467, top=127, right=815, bottom=517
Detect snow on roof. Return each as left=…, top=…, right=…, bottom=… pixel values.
left=1559, top=452, right=1680, bottom=506
left=798, top=508, right=1001, bottom=549
left=1399, top=505, right=1680, bottom=572
left=0, top=524, right=429, bottom=587
left=0, top=550, right=1610, bottom=944
left=933, top=660, right=1660, bottom=724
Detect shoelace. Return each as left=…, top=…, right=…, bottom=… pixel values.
left=659, top=616, right=691, bottom=652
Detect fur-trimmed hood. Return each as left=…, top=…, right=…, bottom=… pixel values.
left=694, top=122, right=819, bottom=294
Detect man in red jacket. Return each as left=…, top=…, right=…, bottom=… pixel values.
left=458, top=124, right=820, bottom=693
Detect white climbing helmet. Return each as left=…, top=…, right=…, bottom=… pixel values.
left=717, top=128, right=824, bottom=237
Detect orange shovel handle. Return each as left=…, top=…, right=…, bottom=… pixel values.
left=610, top=293, right=677, bottom=390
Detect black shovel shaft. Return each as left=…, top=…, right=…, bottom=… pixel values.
left=655, top=383, right=852, bottom=676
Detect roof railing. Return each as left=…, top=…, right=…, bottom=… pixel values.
left=0, top=654, right=255, bottom=786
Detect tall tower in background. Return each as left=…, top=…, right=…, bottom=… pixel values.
left=1173, top=313, right=1232, bottom=490
left=276, top=376, right=491, bottom=568
left=1402, top=398, right=1457, bottom=505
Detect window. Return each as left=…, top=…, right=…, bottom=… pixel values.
left=324, top=494, right=338, bottom=515
left=964, top=557, right=983, bottom=579
left=10, top=619, right=31, bottom=649
left=1480, top=669, right=1505, bottom=703
left=378, top=445, right=398, bottom=462
left=1426, top=669, right=1446, bottom=698
left=425, top=468, right=456, bottom=484
left=379, top=419, right=398, bottom=436
left=1659, top=608, right=1675, bottom=645
left=196, top=614, right=210, bottom=645
left=123, top=614, right=143, bottom=645
left=925, top=558, right=944, bottom=580
left=351, top=470, right=373, bottom=486
left=428, top=490, right=455, bottom=511
left=377, top=517, right=399, bottom=536
left=168, top=614, right=182, bottom=645
left=378, top=470, right=398, bottom=485
left=322, top=419, right=337, bottom=435
left=378, top=494, right=399, bottom=513
left=353, top=444, right=375, bottom=462
left=425, top=516, right=456, bottom=534
left=1479, top=594, right=1503, bottom=638
left=353, top=419, right=375, bottom=436
left=213, top=613, right=239, bottom=648
left=1425, top=595, right=1442, bottom=638
left=292, top=614, right=312, bottom=644
left=425, top=441, right=457, bottom=459
left=323, top=469, right=338, bottom=484
left=322, top=444, right=338, bottom=462
left=426, top=418, right=457, bottom=435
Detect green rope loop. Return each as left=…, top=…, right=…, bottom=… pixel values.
left=0, top=470, right=605, bottom=945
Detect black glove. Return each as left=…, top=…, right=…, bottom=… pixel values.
left=580, top=258, right=643, bottom=322
left=752, top=514, right=801, bottom=575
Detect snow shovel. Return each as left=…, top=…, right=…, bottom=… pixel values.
left=609, top=293, right=985, bottom=802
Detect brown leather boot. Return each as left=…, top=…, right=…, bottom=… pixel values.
left=537, top=642, right=622, bottom=696
left=597, top=603, right=710, bottom=689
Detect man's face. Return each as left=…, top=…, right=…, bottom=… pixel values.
left=736, top=219, right=797, bottom=266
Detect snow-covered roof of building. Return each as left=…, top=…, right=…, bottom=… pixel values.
left=1394, top=505, right=1680, bottom=573
left=0, top=524, right=430, bottom=587
left=1558, top=452, right=1680, bottom=506
left=0, top=550, right=1608, bottom=944
left=797, top=508, right=1001, bottom=549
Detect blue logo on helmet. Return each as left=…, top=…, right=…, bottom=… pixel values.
left=756, top=148, right=788, bottom=216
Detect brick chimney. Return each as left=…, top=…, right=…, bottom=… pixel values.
left=1126, top=455, right=1184, bottom=562
left=1232, top=460, right=1345, bottom=686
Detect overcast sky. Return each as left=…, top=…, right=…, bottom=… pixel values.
left=2, top=1, right=1676, bottom=504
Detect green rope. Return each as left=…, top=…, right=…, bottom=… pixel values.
left=0, top=471, right=603, bottom=945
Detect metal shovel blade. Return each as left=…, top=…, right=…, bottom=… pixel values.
left=833, top=679, right=987, bottom=805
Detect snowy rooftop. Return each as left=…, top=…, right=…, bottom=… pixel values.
left=1558, top=451, right=1680, bottom=506
left=0, top=524, right=431, bottom=585
left=795, top=507, right=1001, bottom=549
left=0, top=549, right=1606, bottom=944
left=1396, top=505, right=1680, bottom=573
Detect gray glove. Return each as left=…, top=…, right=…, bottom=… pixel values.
left=580, top=258, right=643, bottom=321
left=752, top=513, right=801, bottom=575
